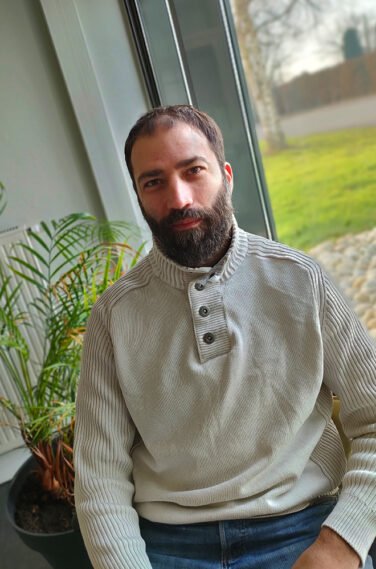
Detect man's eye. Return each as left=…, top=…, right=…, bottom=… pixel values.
left=144, top=179, right=160, bottom=188
left=189, top=166, right=203, bottom=175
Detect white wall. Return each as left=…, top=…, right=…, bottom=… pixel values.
left=0, top=0, right=105, bottom=232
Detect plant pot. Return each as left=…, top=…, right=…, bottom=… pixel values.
left=7, top=455, right=93, bottom=569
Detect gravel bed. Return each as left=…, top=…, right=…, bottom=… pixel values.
left=309, top=227, right=376, bottom=339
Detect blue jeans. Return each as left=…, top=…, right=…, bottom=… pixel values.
left=140, top=498, right=374, bottom=569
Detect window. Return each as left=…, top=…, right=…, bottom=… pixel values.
left=124, top=0, right=276, bottom=239
left=230, top=0, right=376, bottom=338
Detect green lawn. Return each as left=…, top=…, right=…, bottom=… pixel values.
left=261, top=127, right=376, bottom=251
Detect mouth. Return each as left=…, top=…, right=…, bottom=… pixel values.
left=171, top=218, right=201, bottom=231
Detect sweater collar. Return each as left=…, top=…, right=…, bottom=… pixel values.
left=147, top=217, right=249, bottom=289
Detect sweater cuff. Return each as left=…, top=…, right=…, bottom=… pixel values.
left=88, top=539, right=153, bottom=569
left=322, top=492, right=376, bottom=568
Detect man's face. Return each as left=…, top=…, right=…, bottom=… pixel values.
left=131, top=121, right=234, bottom=267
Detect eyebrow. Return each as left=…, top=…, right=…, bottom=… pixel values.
left=137, top=169, right=163, bottom=185
left=175, top=155, right=209, bottom=169
left=137, top=155, right=209, bottom=185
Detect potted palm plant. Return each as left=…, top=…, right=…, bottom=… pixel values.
left=0, top=192, right=144, bottom=568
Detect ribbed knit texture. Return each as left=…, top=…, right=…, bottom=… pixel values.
left=74, top=220, right=376, bottom=569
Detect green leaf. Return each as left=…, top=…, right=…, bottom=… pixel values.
left=114, top=248, right=125, bottom=281
left=83, top=286, right=89, bottom=310
left=102, top=247, right=112, bottom=289
left=28, top=230, right=50, bottom=252
left=130, top=242, right=146, bottom=267
left=91, top=271, right=97, bottom=302
left=8, top=267, right=46, bottom=293
left=6, top=281, right=23, bottom=307
left=12, top=243, right=48, bottom=267
left=40, top=221, right=53, bottom=240
left=55, top=213, right=94, bottom=236
left=0, top=398, right=22, bottom=421
left=0, top=274, right=12, bottom=299
left=8, top=257, right=48, bottom=283
left=0, top=335, right=28, bottom=355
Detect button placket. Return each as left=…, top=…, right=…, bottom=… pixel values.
left=189, top=279, right=230, bottom=362
left=194, top=283, right=214, bottom=343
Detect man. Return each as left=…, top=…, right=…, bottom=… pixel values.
left=74, top=105, right=376, bottom=569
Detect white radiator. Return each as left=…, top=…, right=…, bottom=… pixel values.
left=0, top=227, right=45, bottom=455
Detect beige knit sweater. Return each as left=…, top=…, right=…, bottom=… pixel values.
left=74, top=221, right=376, bottom=568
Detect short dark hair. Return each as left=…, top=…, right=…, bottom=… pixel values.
left=124, top=105, right=226, bottom=192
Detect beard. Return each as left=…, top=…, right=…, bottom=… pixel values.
left=139, top=180, right=234, bottom=267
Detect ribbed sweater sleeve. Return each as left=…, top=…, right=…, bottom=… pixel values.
left=319, top=270, right=376, bottom=566
left=74, top=302, right=152, bottom=569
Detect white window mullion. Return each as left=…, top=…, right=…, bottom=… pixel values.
left=39, top=0, right=148, bottom=231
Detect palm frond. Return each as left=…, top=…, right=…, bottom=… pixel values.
left=0, top=210, right=145, bottom=506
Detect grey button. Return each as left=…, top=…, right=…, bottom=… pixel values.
left=199, top=306, right=209, bottom=317
left=195, top=282, right=205, bottom=291
left=203, top=332, right=215, bottom=344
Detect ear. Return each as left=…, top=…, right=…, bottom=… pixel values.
left=224, top=162, right=233, bottom=194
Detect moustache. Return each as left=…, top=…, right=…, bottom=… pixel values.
left=162, top=208, right=209, bottom=227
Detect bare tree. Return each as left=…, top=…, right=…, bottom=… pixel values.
left=232, top=0, right=321, bottom=152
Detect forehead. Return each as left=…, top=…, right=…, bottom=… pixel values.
left=131, top=122, right=216, bottom=174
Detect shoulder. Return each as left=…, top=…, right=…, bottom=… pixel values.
left=245, top=230, right=321, bottom=271
left=89, top=254, right=153, bottom=322
left=241, top=229, right=325, bottom=291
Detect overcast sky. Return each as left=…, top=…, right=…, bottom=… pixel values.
left=279, top=0, right=376, bottom=82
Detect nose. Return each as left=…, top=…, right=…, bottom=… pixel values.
left=166, top=176, right=194, bottom=211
